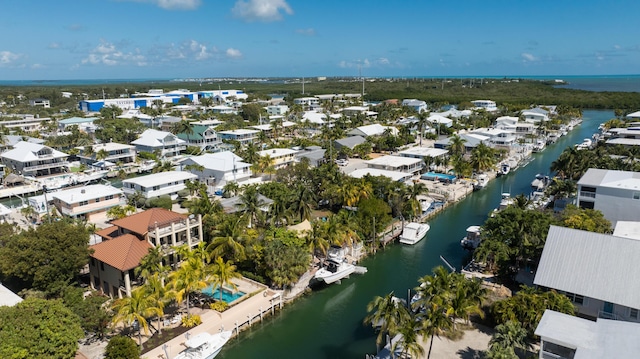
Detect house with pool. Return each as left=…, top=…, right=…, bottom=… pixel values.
left=90, top=208, right=203, bottom=298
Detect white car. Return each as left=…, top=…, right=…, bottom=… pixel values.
left=335, top=159, right=349, bottom=166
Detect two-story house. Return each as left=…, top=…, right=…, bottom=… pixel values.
left=364, top=155, right=424, bottom=176
left=181, top=151, right=252, bottom=191
left=50, top=184, right=125, bottom=222
left=90, top=208, right=203, bottom=297
left=176, top=124, right=220, bottom=151
left=217, top=129, right=259, bottom=147
left=0, top=141, right=69, bottom=177
left=131, top=129, right=186, bottom=158
left=576, top=168, right=640, bottom=225
left=76, top=142, right=137, bottom=166
left=122, top=171, right=197, bottom=200
left=257, top=148, right=299, bottom=169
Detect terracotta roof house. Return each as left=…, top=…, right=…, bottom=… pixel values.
left=90, top=208, right=203, bottom=298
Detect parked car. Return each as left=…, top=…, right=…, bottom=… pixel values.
left=335, top=159, right=349, bottom=166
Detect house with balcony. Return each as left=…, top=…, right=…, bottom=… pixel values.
left=218, top=129, right=259, bottom=146
left=181, top=151, right=252, bottom=191
left=535, top=309, right=640, bottom=359
left=258, top=148, right=299, bottom=169
left=266, top=105, right=289, bottom=116
left=76, top=142, right=137, bottom=166
left=131, top=129, right=186, bottom=158
left=471, top=100, right=498, bottom=112
left=176, top=123, right=220, bottom=151
left=576, top=168, right=640, bottom=225
left=401, top=99, right=428, bottom=113
left=0, top=141, right=69, bottom=177
left=364, top=155, right=424, bottom=176
left=122, top=171, right=197, bottom=200
left=534, top=225, right=640, bottom=323
left=90, top=208, right=203, bottom=298
left=50, top=184, right=125, bottom=222
left=294, top=97, right=320, bottom=110
left=347, top=124, right=398, bottom=137
left=29, top=98, right=50, bottom=108
left=521, top=107, right=550, bottom=124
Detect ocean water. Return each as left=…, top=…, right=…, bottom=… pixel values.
left=551, top=75, right=640, bottom=92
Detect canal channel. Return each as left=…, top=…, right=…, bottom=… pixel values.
left=219, top=110, right=609, bottom=358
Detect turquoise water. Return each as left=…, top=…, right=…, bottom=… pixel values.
left=202, top=285, right=245, bottom=303
left=219, top=110, right=608, bottom=359
left=422, top=172, right=457, bottom=181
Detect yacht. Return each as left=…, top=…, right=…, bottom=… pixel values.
left=531, top=174, right=550, bottom=191
left=417, top=195, right=433, bottom=213
left=174, top=331, right=232, bottom=359
left=473, top=174, right=489, bottom=190
left=499, top=162, right=510, bottom=176
left=532, top=140, right=546, bottom=153
left=492, top=193, right=514, bottom=215
left=314, top=246, right=356, bottom=284
left=460, top=225, right=482, bottom=249
left=575, top=138, right=592, bottom=150
left=399, top=222, right=430, bottom=245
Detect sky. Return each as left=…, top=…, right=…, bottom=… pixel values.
left=2, top=0, right=640, bottom=80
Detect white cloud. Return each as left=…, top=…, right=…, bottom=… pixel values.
left=122, top=0, right=201, bottom=10
left=521, top=52, right=539, bottom=62
left=162, top=40, right=216, bottom=61
left=48, top=42, right=61, bottom=49
left=80, top=41, right=146, bottom=67
left=295, top=28, right=315, bottom=36
left=226, top=48, right=242, bottom=59
left=0, top=51, right=21, bottom=66
left=232, top=0, right=293, bottom=22
left=376, top=58, right=390, bottom=65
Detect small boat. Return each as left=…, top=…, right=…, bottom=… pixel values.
left=473, top=174, right=489, bottom=190
left=174, top=331, right=232, bottom=359
left=499, top=162, right=510, bottom=176
left=531, top=174, right=550, bottom=191
left=399, top=222, right=430, bottom=245
left=417, top=195, right=433, bottom=213
left=575, top=138, right=592, bottom=150
left=532, top=140, right=546, bottom=153
left=494, top=193, right=514, bottom=213
left=460, top=225, right=482, bottom=249
left=314, top=246, right=356, bottom=284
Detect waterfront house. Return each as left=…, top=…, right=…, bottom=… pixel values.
left=471, top=100, right=498, bottom=112
left=294, top=97, right=320, bottom=111
left=122, top=171, right=197, bottom=200
left=347, top=124, right=398, bottom=137
left=534, top=225, right=640, bottom=322
left=535, top=310, right=640, bottom=359
left=427, top=115, right=453, bottom=128
left=0, top=141, right=69, bottom=177
left=176, top=123, right=220, bottom=151
left=301, top=111, right=328, bottom=126
left=365, top=155, right=424, bottom=175
left=521, top=107, right=550, bottom=124
left=576, top=168, right=640, bottom=225
left=258, top=148, right=299, bottom=169
left=91, top=208, right=203, bottom=297
left=131, top=129, right=186, bottom=158
left=398, top=146, right=448, bottom=163
left=181, top=151, right=252, bottom=191
left=50, top=184, right=125, bottom=222
left=472, top=128, right=517, bottom=148
left=217, top=129, right=259, bottom=146
left=266, top=105, right=289, bottom=116
left=348, top=168, right=413, bottom=182
left=76, top=142, right=137, bottom=166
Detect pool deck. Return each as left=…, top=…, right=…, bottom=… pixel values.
left=139, top=277, right=283, bottom=359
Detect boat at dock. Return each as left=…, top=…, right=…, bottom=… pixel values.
left=174, top=331, right=232, bottom=359
left=532, top=140, right=546, bottom=152
left=398, top=222, right=430, bottom=245
left=473, top=174, right=489, bottom=190
left=499, top=162, right=510, bottom=176
left=575, top=138, right=592, bottom=150
left=531, top=173, right=550, bottom=191
left=314, top=246, right=357, bottom=284
left=460, top=225, right=482, bottom=250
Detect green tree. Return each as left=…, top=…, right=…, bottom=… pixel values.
left=105, top=336, right=140, bottom=359
left=111, top=287, right=162, bottom=348
left=0, top=298, right=84, bottom=359
left=0, top=220, right=91, bottom=296
left=486, top=320, right=530, bottom=359
left=210, top=256, right=241, bottom=301
left=365, top=292, right=412, bottom=346
left=559, top=204, right=612, bottom=233
left=208, top=215, right=250, bottom=261
left=167, top=255, right=211, bottom=317
left=260, top=238, right=310, bottom=289
left=62, top=286, right=112, bottom=338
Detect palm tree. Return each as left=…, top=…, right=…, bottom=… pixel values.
left=420, top=297, right=454, bottom=359
left=171, top=119, right=194, bottom=144
left=106, top=205, right=136, bottom=220
left=152, top=160, right=173, bottom=173
left=306, top=220, right=330, bottom=257
left=417, top=112, right=430, bottom=146
left=135, top=246, right=167, bottom=283
left=222, top=181, right=240, bottom=198
left=392, top=316, right=426, bottom=359
left=96, top=148, right=109, bottom=161
left=449, top=134, right=467, bottom=158
left=364, top=292, right=412, bottom=347
left=167, top=256, right=211, bottom=317
left=236, top=185, right=267, bottom=228
left=111, top=287, right=162, bottom=348
left=291, top=183, right=316, bottom=222
left=487, top=320, right=530, bottom=358
left=470, top=142, right=497, bottom=173
left=208, top=215, right=249, bottom=261
left=210, top=256, right=241, bottom=302
left=141, top=274, right=169, bottom=334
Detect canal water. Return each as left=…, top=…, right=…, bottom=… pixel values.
left=219, top=110, right=609, bottom=359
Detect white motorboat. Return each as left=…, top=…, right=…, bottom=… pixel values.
left=473, top=174, right=489, bottom=190
left=531, top=174, right=550, bottom=191
left=532, top=140, right=546, bottom=153
left=461, top=225, right=482, bottom=249
left=495, top=193, right=514, bottom=212
left=499, top=162, right=510, bottom=176
left=314, top=259, right=355, bottom=284
left=174, top=331, right=232, bottom=359
left=575, top=138, right=592, bottom=150
left=399, top=222, right=430, bottom=245
left=417, top=195, right=434, bottom=213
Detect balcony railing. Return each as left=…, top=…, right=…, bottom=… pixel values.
left=579, top=191, right=596, bottom=199
left=598, top=310, right=619, bottom=320
left=23, top=161, right=69, bottom=172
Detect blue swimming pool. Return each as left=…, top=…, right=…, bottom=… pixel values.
left=421, top=172, right=457, bottom=182
left=202, top=285, right=246, bottom=303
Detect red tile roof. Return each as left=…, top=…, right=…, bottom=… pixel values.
left=109, top=208, right=187, bottom=237
left=95, top=225, right=119, bottom=241
left=90, top=234, right=152, bottom=271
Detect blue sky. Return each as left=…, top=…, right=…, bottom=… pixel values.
left=2, top=0, right=640, bottom=80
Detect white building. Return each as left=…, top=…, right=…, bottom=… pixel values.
left=181, top=151, right=252, bottom=190
left=131, top=129, right=186, bottom=158
left=398, top=147, right=449, bottom=161
left=348, top=168, right=413, bottom=182
left=294, top=97, right=320, bottom=109
left=521, top=108, right=550, bottom=123
left=76, top=142, right=137, bottom=165
left=29, top=98, right=50, bottom=108
left=401, top=99, right=428, bottom=113
left=576, top=168, right=640, bottom=225
left=1, top=142, right=69, bottom=177
left=218, top=129, right=259, bottom=146
left=364, top=155, right=424, bottom=175
left=535, top=310, right=640, bottom=359
left=122, top=171, right=197, bottom=200
left=427, top=115, right=454, bottom=128
left=347, top=124, right=398, bottom=137
left=471, top=100, right=498, bottom=112
left=266, top=105, right=289, bottom=116
left=51, top=184, right=125, bottom=221
left=198, top=89, right=248, bottom=102
left=0, top=114, right=52, bottom=133
left=534, top=225, right=640, bottom=322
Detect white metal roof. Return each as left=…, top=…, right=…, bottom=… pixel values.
left=1, top=141, right=68, bottom=162
left=612, top=221, right=640, bottom=240
left=185, top=152, right=250, bottom=172
left=258, top=148, right=299, bottom=158
left=217, top=129, right=260, bottom=135
left=534, top=225, right=640, bottom=309
left=577, top=168, right=640, bottom=190
left=398, top=147, right=449, bottom=158
left=131, top=129, right=185, bottom=147
left=365, top=155, right=422, bottom=167
left=0, top=283, right=22, bottom=307
left=122, top=171, right=197, bottom=187
left=51, top=184, right=123, bottom=204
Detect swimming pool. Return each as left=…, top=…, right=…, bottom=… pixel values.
left=202, top=285, right=246, bottom=303
left=421, top=172, right=457, bottom=182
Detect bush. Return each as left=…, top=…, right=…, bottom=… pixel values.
left=105, top=336, right=140, bottom=359
left=181, top=314, right=202, bottom=328
left=210, top=301, right=229, bottom=312
left=145, top=195, right=172, bottom=210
